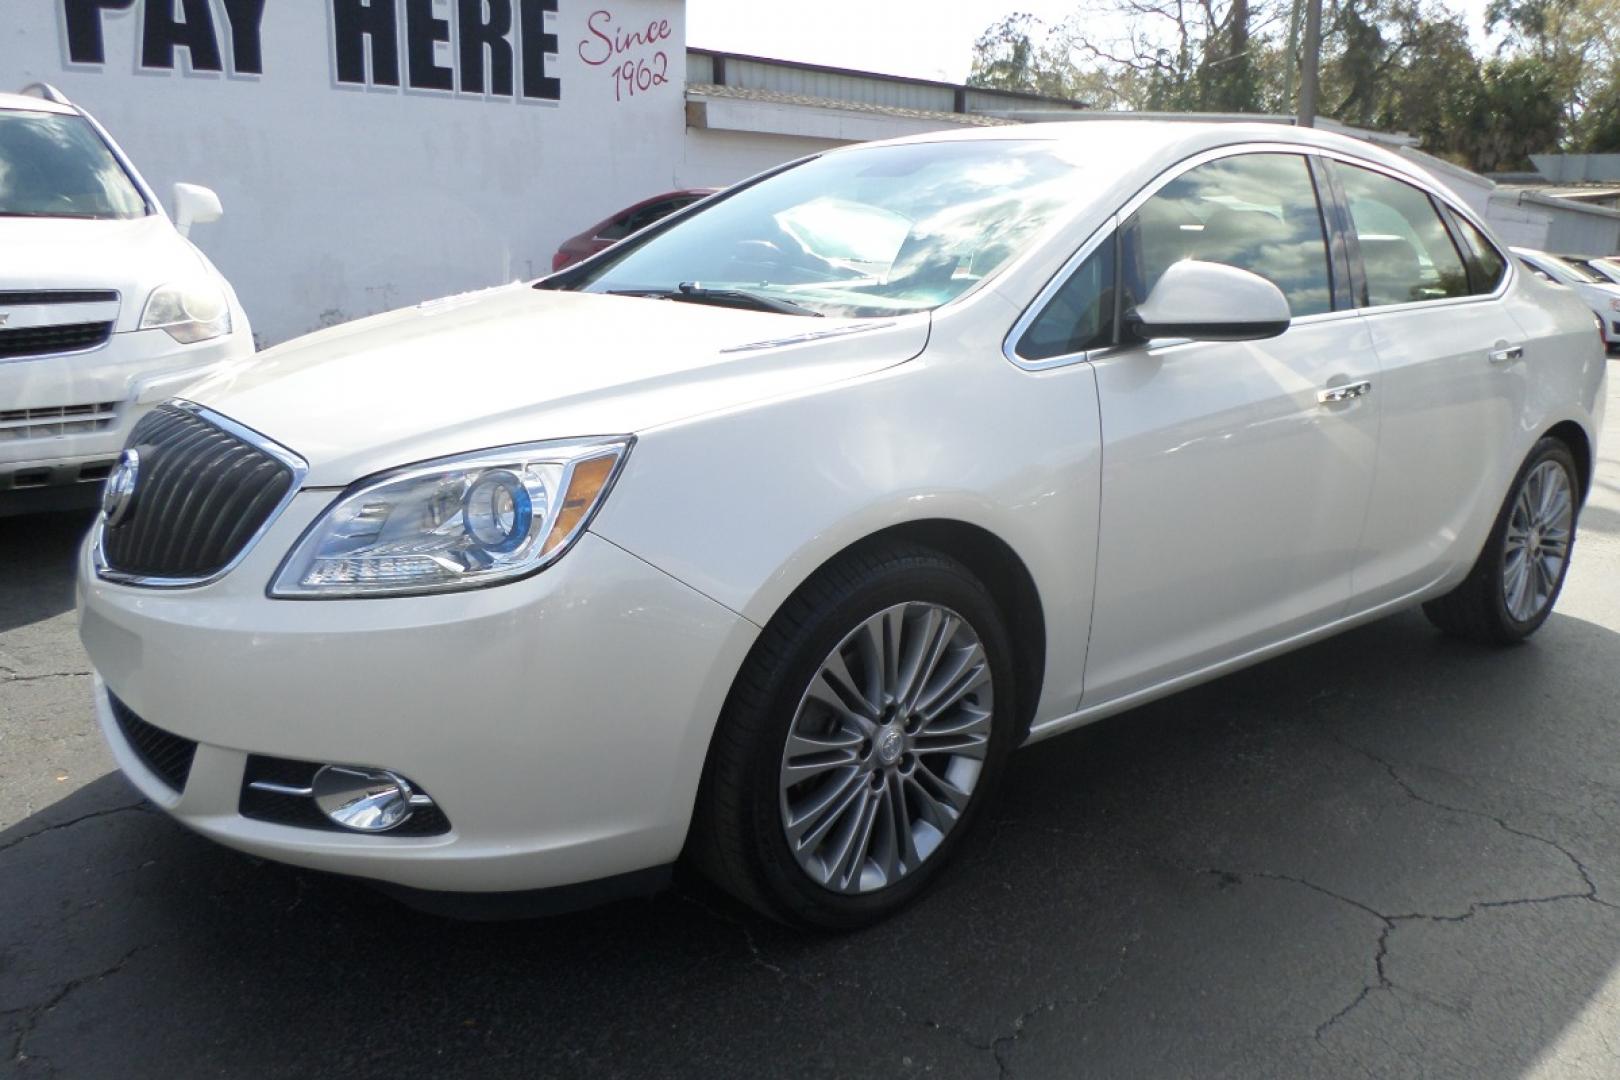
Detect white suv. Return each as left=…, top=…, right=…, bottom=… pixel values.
left=0, top=85, right=253, bottom=514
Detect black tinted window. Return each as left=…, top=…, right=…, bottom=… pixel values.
left=598, top=199, right=673, bottom=241
left=1446, top=211, right=1507, bottom=294
left=1019, top=235, right=1116, bottom=360
left=1122, top=153, right=1333, bottom=317
left=1337, top=164, right=1469, bottom=306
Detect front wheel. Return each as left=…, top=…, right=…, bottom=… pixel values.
left=690, top=542, right=1018, bottom=929
left=1423, top=437, right=1580, bottom=644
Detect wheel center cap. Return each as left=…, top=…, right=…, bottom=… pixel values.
left=875, top=725, right=905, bottom=767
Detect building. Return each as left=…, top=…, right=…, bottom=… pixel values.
left=3, top=2, right=1079, bottom=345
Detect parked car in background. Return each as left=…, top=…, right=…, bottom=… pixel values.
left=1514, top=247, right=1620, bottom=352
left=550, top=188, right=718, bottom=272
left=80, top=123, right=1604, bottom=928
left=1566, top=254, right=1620, bottom=288
left=0, top=84, right=253, bottom=514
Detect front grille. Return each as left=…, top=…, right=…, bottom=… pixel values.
left=109, top=694, right=198, bottom=793
left=99, top=403, right=296, bottom=581
left=0, top=321, right=113, bottom=360
left=239, top=755, right=452, bottom=836
left=0, top=401, right=118, bottom=442
left=0, top=289, right=119, bottom=305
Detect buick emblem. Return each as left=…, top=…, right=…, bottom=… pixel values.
left=0, top=312, right=9, bottom=326
left=102, top=448, right=140, bottom=527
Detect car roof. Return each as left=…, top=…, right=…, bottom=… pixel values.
left=848, top=119, right=1449, bottom=200
left=0, top=91, right=77, bottom=115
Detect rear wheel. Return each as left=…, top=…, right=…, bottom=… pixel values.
left=690, top=542, right=1018, bottom=929
left=1423, top=437, right=1580, bottom=644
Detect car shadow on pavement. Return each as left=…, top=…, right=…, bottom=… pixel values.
left=6, top=602, right=1620, bottom=1078
left=0, top=510, right=93, bottom=636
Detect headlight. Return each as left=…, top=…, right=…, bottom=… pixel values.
left=140, top=280, right=232, bottom=343
left=270, top=437, right=632, bottom=598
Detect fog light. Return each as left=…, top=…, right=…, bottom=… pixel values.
left=312, top=765, right=417, bottom=832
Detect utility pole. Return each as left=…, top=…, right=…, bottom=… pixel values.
left=1284, top=0, right=1302, bottom=109
left=1296, top=0, right=1322, bottom=127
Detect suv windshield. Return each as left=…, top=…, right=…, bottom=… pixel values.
left=1541, top=253, right=1603, bottom=283
left=561, top=140, right=1089, bottom=317
left=0, top=110, right=147, bottom=220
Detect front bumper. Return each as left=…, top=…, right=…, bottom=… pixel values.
left=1, top=328, right=251, bottom=488
left=79, top=497, right=757, bottom=894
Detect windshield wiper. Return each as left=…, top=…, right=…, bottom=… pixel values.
left=608, top=283, right=823, bottom=317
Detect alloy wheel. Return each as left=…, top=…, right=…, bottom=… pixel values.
left=1502, top=459, right=1574, bottom=623
left=778, top=602, right=994, bottom=894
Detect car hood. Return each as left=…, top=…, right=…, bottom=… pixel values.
left=185, top=284, right=931, bottom=486
left=1573, top=281, right=1620, bottom=306
left=0, top=215, right=205, bottom=332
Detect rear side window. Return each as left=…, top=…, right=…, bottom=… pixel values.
left=1336, top=163, right=1469, bottom=306
left=1122, top=152, right=1334, bottom=318
left=1445, top=211, right=1507, bottom=294
left=1018, top=235, right=1116, bottom=360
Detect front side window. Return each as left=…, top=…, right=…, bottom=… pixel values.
left=0, top=110, right=147, bottom=220
left=1017, top=234, right=1116, bottom=360
left=566, top=140, right=1096, bottom=317
left=1122, top=152, right=1334, bottom=318
left=1336, top=163, right=1468, bottom=306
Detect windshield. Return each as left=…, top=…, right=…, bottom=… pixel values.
left=564, top=140, right=1090, bottom=317
left=1542, top=253, right=1603, bottom=283
left=0, top=110, right=147, bottom=220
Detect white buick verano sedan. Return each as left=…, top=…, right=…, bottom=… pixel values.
left=78, top=122, right=1607, bottom=927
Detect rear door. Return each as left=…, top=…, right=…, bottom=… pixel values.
left=1323, top=159, right=1529, bottom=605
left=1077, top=149, right=1383, bottom=705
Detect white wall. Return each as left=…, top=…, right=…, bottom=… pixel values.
left=677, top=128, right=840, bottom=188
left=1483, top=195, right=1554, bottom=250
left=4, top=0, right=687, bottom=344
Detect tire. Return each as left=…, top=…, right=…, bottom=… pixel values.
left=1423, top=437, right=1581, bottom=644
left=689, top=541, right=1019, bottom=929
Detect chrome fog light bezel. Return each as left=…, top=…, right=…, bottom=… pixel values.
left=310, top=765, right=422, bottom=833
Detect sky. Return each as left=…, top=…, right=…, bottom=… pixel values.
left=686, top=0, right=1499, bottom=87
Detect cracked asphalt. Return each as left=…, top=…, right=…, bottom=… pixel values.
left=5, top=372, right=1620, bottom=1079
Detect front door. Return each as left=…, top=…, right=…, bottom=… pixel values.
left=1080, top=150, right=1383, bottom=705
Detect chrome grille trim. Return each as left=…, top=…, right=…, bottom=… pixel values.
left=91, top=400, right=308, bottom=589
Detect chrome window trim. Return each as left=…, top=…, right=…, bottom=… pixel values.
left=91, top=399, right=309, bottom=589
left=1002, top=140, right=1515, bottom=371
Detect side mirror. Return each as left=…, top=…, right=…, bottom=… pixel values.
left=172, top=182, right=223, bottom=237
left=1124, top=260, right=1291, bottom=343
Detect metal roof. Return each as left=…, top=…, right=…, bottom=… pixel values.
left=685, top=83, right=1017, bottom=127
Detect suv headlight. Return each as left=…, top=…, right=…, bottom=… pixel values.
left=271, top=437, right=632, bottom=598
left=140, top=280, right=232, bottom=343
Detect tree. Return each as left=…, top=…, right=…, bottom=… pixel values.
left=965, top=0, right=1601, bottom=172
left=967, top=14, right=1073, bottom=97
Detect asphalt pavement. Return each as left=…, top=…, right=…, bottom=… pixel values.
left=5, top=372, right=1620, bottom=1079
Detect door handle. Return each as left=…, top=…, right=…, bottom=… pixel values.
left=1489, top=345, right=1524, bottom=364
left=1317, top=380, right=1372, bottom=404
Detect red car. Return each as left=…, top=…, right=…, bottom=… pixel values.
left=551, top=188, right=718, bottom=272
